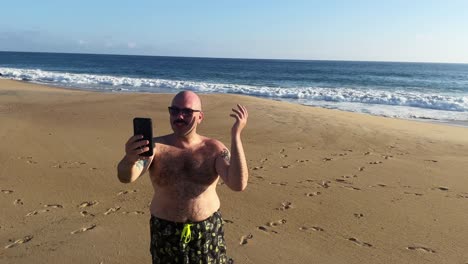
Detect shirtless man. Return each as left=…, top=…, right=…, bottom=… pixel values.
left=117, top=91, right=248, bottom=264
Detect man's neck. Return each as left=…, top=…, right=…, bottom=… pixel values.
left=173, top=132, right=202, bottom=148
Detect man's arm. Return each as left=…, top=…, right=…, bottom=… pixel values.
left=216, top=104, right=249, bottom=191
left=117, top=157, right=152, bottom=183
left=117, top=135, right=153, bottom=183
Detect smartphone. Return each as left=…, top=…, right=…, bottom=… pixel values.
left=133, top=117, right=154, bottom=157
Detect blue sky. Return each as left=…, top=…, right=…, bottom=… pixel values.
left=1, top=0, right=468, bottom=63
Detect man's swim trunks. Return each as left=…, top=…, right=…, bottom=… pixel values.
left=149, top=210, right=233, bottom=264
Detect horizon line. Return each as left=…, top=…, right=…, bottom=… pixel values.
left=1, top=50, right=467, bottom=65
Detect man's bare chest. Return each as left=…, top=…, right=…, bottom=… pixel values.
left=150, top=147, right=218, bottom=187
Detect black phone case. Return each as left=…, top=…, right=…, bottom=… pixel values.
left=133, top=117, right=154, bottom=157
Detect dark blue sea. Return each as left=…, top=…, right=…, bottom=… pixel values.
left=1, top=51, right=467, bottom=124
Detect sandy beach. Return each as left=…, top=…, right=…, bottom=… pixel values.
left=1, top=79, right=468, bottom=264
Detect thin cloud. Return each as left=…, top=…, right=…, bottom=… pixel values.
left=78, top=39, right=89, bottom=46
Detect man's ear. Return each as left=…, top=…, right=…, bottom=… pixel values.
left=198, top=112, right=204, bottom=123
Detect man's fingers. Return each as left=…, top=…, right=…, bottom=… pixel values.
left=231, top=108, right=243, bottom=118
left=230, top=114, right=240, bottom=121
left=137, top=146, right=150, bottom=154
left=236, top=104, right=246, bottom=115
left=128, top=134, right=144, bottom=144
left=234, top=104, right=248, bottom=119
left=135, top=140, right=150, bottom=149
left=240, top=105, right=248, bottom=118
left=126, top=139, right=150, bottom=155
left=127, top=140, right=149, bottom=150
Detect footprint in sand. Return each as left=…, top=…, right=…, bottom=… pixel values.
left=122, top=211, right=145, bottom=215
left=276, top=202, right=293, bottom=211
left=257, top=219, right=287, bottom=234
left=348, top=237, right=373, bottom=248
left=305, top=191, right=321, bottom=197
left=364, top=152, right=371, bottom=155
left=368, top=161, right=383, bottom=165
left=14, top=199, right=23, bottom=205
left=424, top=159, right=438, bottom=163
left=354, top=213, right=364, bottom=219
left=267, top=219, right=287, bottom=228
left=71, top=224, right=97, bottom=234
left=318, top=181, right=331, bottom=189
left=279, top=148, right=288, bottom=158
left=406, top=246, right=436, bottom=253
left=52, top=161, right=87, bottom=169
left=280, top=165, right=291, bottom=169
left=4, top=235, right=33, bottom=249
left=80, top=211, right=95, bottom=217
left=104, top=206, right=121, bottom=215
left=18, top=156, right=37, bottom=164
left=456, top=193, right=468, bottom=199
left=25, top=204, right=63, bottom=215
left=252, top=166, right=264, bottom=170
left=335, top=178, right=352, bottom=184
left=358, top=167, right=365, bottom=171
left=432, top=186, right=449, bottom=191
left=117, top=190, right=137, bottom=196
left=299, top=226, right=324, bottom=232
left=404, top=192, right=423, bottom=196
left=343, top=186, right=361, bottom=191
left=44, top=204, right=63, bottom=209
left=382, top=155, right=393, bottom=159
left=239, top=233, right=253, bottom=245
left=369, top=183, right=387, bottom=188
left=78, top=201, right=99, bottom=208
left=295, top=159, right=310, bottom=163
left=297, top=179, right=315, bottom=184
left=26, top=209, right=50, bottom=216
left=270, top=182, right=288, bottom=186
left=322, top=157, right=333, bottom=162
left=1, top=190, right=14, bottom=194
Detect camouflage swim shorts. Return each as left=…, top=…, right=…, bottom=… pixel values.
left=149, top=211, right=233, bottom=264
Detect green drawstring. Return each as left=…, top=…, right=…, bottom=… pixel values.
left=181, top=223, right=193, bottom=244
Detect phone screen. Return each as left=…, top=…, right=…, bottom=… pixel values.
left=133, top=117, right=154, bottom=156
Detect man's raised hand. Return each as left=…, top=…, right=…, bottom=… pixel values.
left=230, top=104, right=248, bottom=136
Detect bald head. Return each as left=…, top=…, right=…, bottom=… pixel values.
left=171, top=91, right=202, bottom=111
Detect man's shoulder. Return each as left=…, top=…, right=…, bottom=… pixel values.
left=201, top=137, right=226, bottom=151
left=154, top=134, right=172, bottom=144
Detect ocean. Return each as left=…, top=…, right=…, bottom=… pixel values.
left=1, top=51, right=467, bottom=126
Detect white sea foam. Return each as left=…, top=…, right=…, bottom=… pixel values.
left=1, top=67, right=467, bottom=122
